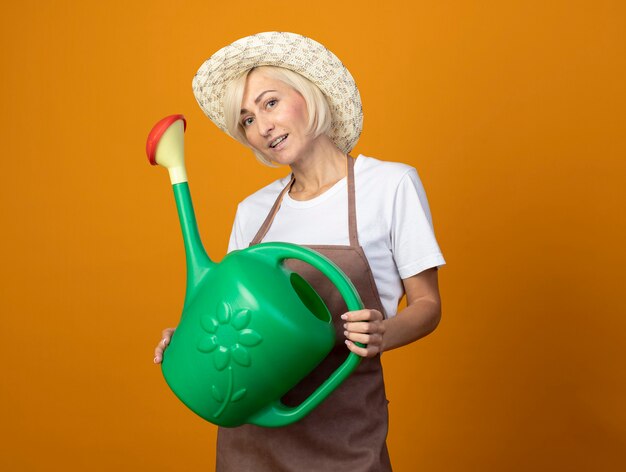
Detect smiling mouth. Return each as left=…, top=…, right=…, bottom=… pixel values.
left=269, top=134, right=288, bottom=148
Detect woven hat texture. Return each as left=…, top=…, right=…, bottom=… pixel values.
left=192, top=31, right=362, bottom=153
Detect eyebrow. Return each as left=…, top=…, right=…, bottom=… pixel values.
left=240, top=90, right=277, bottom=115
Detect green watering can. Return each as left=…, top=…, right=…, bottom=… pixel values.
left=146, top=115, right=364, bottom=428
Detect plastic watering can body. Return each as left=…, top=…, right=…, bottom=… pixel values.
left=162, top=236, right=364, bottom=427
left=147, top=115, right=364, bottom=428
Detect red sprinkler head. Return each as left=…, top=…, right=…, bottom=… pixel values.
left=146, top=114, right=187, bottom=166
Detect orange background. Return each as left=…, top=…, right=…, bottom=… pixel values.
left=1, top=1, right=625, bottom=470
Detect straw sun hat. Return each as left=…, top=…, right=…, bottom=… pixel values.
left=192, top=31, right=363, bottom=153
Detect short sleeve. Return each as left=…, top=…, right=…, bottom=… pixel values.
left=390, top=169, right=446, bottom=279
left=227, top=204, right=245, bottom=253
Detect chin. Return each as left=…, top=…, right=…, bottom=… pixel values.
left=267, top=150, right=300, bottom=166
left=256, top=142, right=307, bottom=166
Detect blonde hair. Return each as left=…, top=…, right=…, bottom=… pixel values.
left=223, top=66, right=332, bottom=166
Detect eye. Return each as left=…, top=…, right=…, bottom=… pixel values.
left=242, top=116, right=254, bottom=127
left=266, top=98, right=278, bottom=109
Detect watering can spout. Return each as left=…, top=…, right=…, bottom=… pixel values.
left=146, top=115, right=215, bottom=291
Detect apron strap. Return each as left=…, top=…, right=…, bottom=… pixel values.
left=346, top=154, right=358, bottom=247
left=250, top=174, right=295, bottom=246
left=250, top=156, right=359, bottom=247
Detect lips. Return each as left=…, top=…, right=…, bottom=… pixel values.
left=269, top=134, right=288, bottom=148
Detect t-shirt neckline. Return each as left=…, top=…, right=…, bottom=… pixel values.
left=282, top=155, right=362, bottom=209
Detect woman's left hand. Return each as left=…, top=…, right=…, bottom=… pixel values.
left=341, top=309, right=385, bottom=357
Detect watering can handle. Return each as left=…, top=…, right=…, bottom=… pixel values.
left=245, top=242, right=365, bottom=428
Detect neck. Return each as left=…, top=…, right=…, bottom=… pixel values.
left=289, top=136, right=348, bottom=196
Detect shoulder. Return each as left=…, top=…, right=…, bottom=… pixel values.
left=239, top=174, right=290, bottom=208
left=355, top=154, right=419, bottom=192
left=233, top=173, right=291, bottom=226
left=356, top=154, right=416, bottom=179
left=354, top=154, right=432, bottom=223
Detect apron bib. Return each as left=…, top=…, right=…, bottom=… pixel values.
left=216, top=157, right=392, bottom=472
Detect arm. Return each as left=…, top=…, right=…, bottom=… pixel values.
left=343, top=267, right=441, bottom=356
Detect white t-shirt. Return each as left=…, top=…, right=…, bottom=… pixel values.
left=227, top=154, right=445, bottom=318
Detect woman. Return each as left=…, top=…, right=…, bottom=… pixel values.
left=154, top=31, right=445, bottom=471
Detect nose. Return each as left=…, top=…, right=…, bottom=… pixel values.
left=256, top=114, right=274, bottom=137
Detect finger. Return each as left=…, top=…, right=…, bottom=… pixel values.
left=160, top=329, right=175, bottom=349
left=343, top=321, right=384, bottom=334
left=154, top=344, right=165, bottom=363
left=343, top=321, right=370, bottom=333
left=153, top=338, right=168, bottom=362
left=344, top=331, right=383, bottom=346
left=345, top=339, right=368, bottom=357
left=341, top=309, right=383, bottom=322
left=340, top=309, right=369, bottom=321
left=154, top=328, right=176, bottom=364
left=162, top=327, right=175, bottom=340
left=345, top=339, right=380, bottom=358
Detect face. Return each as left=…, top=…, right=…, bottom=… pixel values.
left=239, top=69, right=312, bottom=165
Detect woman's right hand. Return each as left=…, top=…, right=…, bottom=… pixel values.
left=153, top=327, right=176, bottom=364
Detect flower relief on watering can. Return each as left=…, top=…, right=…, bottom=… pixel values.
left=197, top=301, right=263, bottom=418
